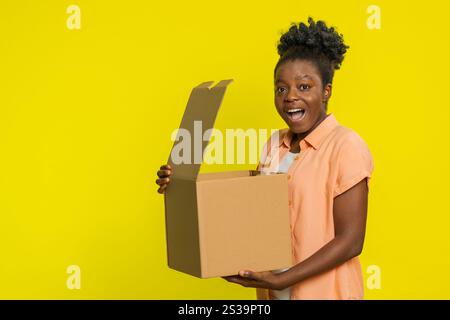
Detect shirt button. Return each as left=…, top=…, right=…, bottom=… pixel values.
left=288, top=200, right=292, bottom=206
left=294, top=156, right=300, bottom=160
left=287, top=174, right=292, bottom=180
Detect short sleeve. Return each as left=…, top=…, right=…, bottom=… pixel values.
left=333, top=131, right=374, bottom=197
left=257, top=129, right=284, bottom=171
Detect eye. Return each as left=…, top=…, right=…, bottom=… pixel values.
left=276, top=87, right=286, bottom=94
left=298, top=84, right=310, bottom=91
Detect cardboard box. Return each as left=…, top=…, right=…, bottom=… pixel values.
left=164, top=79, right=292, bottom=278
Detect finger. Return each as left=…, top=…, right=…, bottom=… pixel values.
left=160, top=164, right=172, bottom=171
left=223, top=276, right=246, bottom=285
left=223, top=274, right=240, bottom=279
left=155, top=177, right=170, bottom=185
left=223, top=275, right=243, bottom=282
left=157, top=184, right=168, bottom=194
left=158, top=184, right=168, bottom=193
left=157, top=169, right=172, bottom=178
left=239, top=270, right=261, bottom=281
left=223, top=275, right=259, bottom=286
left=226, top=277, right=261, bottom=288
left=222, top=276, right=233, bottom=282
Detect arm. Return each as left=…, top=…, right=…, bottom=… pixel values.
left=279, top=177, right=369, bottom=287
left=224, top=177, right=369, bottom=290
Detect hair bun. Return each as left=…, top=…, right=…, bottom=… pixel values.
left=277, top=17, right=349, bottom=70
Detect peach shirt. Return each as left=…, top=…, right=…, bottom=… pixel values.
left=257, top=113, right=374, bottom=300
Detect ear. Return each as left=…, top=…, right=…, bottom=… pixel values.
left=323, top=84, right=332, bottom=103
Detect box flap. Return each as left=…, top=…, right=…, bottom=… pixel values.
left=167, top=80, right=233, bottom=180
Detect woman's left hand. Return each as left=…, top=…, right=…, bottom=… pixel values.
left=222, top=270, right=288, bottom=290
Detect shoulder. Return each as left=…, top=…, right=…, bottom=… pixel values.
left=330, top=124, right=371, bottom=155
left=328, top=124, right=374, bottom=176
left=326, top=124, right=374, bottom=172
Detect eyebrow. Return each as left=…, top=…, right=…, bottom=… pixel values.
left=275, top=75, right=312, bottom=84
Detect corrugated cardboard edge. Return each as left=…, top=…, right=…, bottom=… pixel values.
left=166, top=79, right=233, bottom=180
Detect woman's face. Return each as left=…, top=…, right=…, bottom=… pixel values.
left=274, top=59, right=331, bottom=135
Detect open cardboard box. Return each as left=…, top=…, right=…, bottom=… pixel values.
left=164, top=79, right=292, bottom=278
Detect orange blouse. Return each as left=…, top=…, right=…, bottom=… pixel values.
left=257, top=113, right=374, bottom=299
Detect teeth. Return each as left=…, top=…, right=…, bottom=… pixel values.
left=287, top=108, right=304, bottom=113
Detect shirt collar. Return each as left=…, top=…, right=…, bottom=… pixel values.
left=280, top=113, right=339, bottom=150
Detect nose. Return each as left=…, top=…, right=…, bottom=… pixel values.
left=285, top=87, right=299, bottom=102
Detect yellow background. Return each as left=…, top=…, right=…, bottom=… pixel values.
left=1, top=0, right=449, bottom=299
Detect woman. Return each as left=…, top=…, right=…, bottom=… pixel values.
left=156, top=17, right=374, bottom=300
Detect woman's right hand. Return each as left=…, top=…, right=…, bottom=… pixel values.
left=156, top=164, right=172, bottom=194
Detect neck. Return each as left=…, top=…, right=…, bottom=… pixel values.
left=291, top=113, right=328, bottom=149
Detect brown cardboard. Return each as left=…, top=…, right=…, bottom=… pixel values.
left=164, top=80, right=292, bottom=278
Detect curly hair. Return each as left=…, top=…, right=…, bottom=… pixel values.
left=275, top=17, right=349, bottom=87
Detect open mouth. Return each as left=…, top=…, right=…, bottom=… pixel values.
left=285, top=108, right=306, bottom=122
